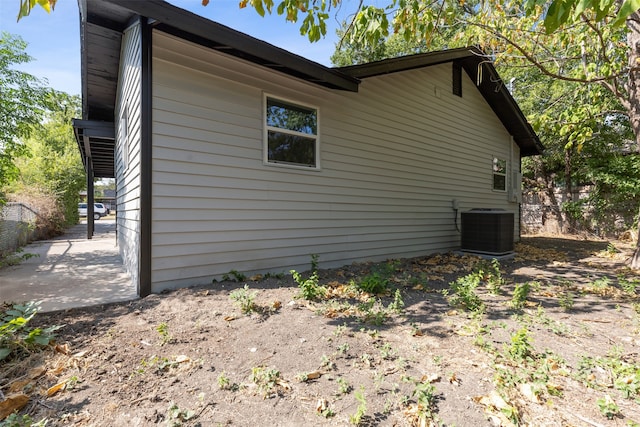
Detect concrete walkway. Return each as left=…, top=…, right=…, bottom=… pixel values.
left=0, top=219, right=138, bottom=313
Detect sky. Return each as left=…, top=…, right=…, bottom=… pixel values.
left=0, top=0, right=348, bottom=96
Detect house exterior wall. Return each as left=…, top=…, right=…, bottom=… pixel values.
left=150, top=31, right=521, bottom=291
left=115, top=21, right=143, bottom=289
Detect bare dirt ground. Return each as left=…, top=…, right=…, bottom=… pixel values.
left=2, top=235, right=640, bottom=426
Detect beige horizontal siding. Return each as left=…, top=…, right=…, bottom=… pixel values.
left=115, top=22, right=142, bottom=288
left=150, top=31, right=520, bottom=291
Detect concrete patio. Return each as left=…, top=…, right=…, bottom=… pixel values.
left=0, top=219, right=138, bottom=312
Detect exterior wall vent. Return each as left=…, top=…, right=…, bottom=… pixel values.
left=461, top=209, right=514, bottom=255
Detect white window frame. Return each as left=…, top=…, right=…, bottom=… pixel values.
left=492, top=156, right=507, bottom=192
left=263, top=94, right=320, bottom=170
left=119, top=106, right=129, bottom=172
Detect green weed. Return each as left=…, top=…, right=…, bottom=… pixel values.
left=475, top=258, right=505, bottom=294
left=250, top=366, right=282, bottom=397
left=166, top=401, right=195, bottom=426
left=229, top=284, right=258, bottom=314
left=388, top=289, right=404, bottom=313
left=508, top=327, right=534, bottom=361
left=292, top=254, right=326, bottom=300
left=558, top=290, right=574, bottom=311
left=217, top=371, right=238, bottom=391
left=619, top=274, right=639, bottom=295
left=337, top=377, right=352, bottom=395
left=156, top=322, right=172, bottom=345
left=0, top=249, right=39, bottom=268
left=511, top=282, right=531, bottom=310
left=222, top=269, right=247, bottom=282
left=357, top=272, right=389, bottom=294
left=1, top=301, right=60, bottom=361
left=349, top=386, right=367, bottom=425
left=447, top=275, right=485, bottom=313
left=0, top=414, right=48, bottom=427
left=597, top=395, right=620, bottom=420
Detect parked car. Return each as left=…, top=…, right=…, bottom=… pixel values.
left=78, top=203, right=107, bottom=220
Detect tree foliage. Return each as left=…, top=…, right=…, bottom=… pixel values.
left=0, top=32, right=49, bottom=191
left=10, top=91, right=84, bottom=227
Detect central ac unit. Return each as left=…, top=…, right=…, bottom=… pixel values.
left=461, top=209, right=514, bottom=255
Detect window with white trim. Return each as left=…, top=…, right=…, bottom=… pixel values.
left=264, top=96, right=318, bottom=169
left=119, top=107, right=129, bottom=171
left=492, top=157, right=507, bottom=191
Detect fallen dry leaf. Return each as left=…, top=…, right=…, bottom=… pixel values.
left=271, top=300, right=282, bottom=310
left=174, top=355, right=190, bottom=363
left=519, top=383, right=541, bottom=403
left=8, top=379, right=32, bottom=394
left=423, top=373, right=440, bottom=383
left=276, top=379, right=291, bottom=391
left=223, top=315, right=237, bottom=322
left=0, top=393, right=30, bottom=420
left=28, top=366, right=46, bottom=379
left=47, top=381, right=66, bottom=397
left=316, top=398, right=329, bottom=413
left=55, top=343, right=70, bottom=355
left=474, top=390, right=509, bottom=410
left=448, top=373, right=460, bottom=386
left=305, top=371, right=322, bottom=380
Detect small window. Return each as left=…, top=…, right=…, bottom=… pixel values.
left=492, top=157, right=507, bottom=191
left=264, top=96, right=318, bottom=169
left=119, top=107, right=129, bottom=171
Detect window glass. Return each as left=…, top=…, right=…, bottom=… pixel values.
left=492, top=157, right=507, bottom=191
left=267, top=99, right=317, bottom=134
left=265, top=97, right=318, bottom=168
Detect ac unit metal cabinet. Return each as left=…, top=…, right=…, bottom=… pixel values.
left=461, top=209, right=514, bottom=255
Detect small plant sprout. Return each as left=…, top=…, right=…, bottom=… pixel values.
left=476, top=258, right=505, bottom=294
left=511, top=282, right=531, bottom=310
left=597, top=394, right=620, bottom=420
left=388, top=289, right=404, bottom=313
left=229, top=284, right=258, bottom=314
left=156, top=322, right=171, bottom=345
left=558, top=291, right=574, bottom=311
left=166, top=401, right=196, bottom=425
left=337, top=343, right=350, bottom=354
left=222, top=269, right=247, bottom=282
left=337, top=377, right=352, bottom=395
left=508, top=327, right=534, bottom=361
left=350, top=386, right=367, bottom=425
left=291, top=254, right=326, bottom=300
left=250, top=366, right=283, bottom=397
left=380, top=342, right=395, bottom=360
left=218, top=371, right=238, bottom=391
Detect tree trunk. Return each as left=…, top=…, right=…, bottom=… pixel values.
left=564, top=146, right=575, bottom=233
left=626, top=13, right=640, bottom=269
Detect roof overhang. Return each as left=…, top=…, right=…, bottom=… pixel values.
left=337, top=47, right=544, bottom=157
left=72, top=119, right=115, bottom=178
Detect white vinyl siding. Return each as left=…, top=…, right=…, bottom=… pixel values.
left=115, top=21, right=143, bottom=289
left=150, top=31, right=520, bottom=291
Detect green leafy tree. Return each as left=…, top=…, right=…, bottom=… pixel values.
left=10, top=91, right=84, bottom=227
left=0, top=32, right=48, bottom=195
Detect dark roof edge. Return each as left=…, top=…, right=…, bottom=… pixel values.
left=337, top=47, right=543, bottom=156
left=107, top=0, right=360, bottom=92
left=335, top=47, right=484, bottom=78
